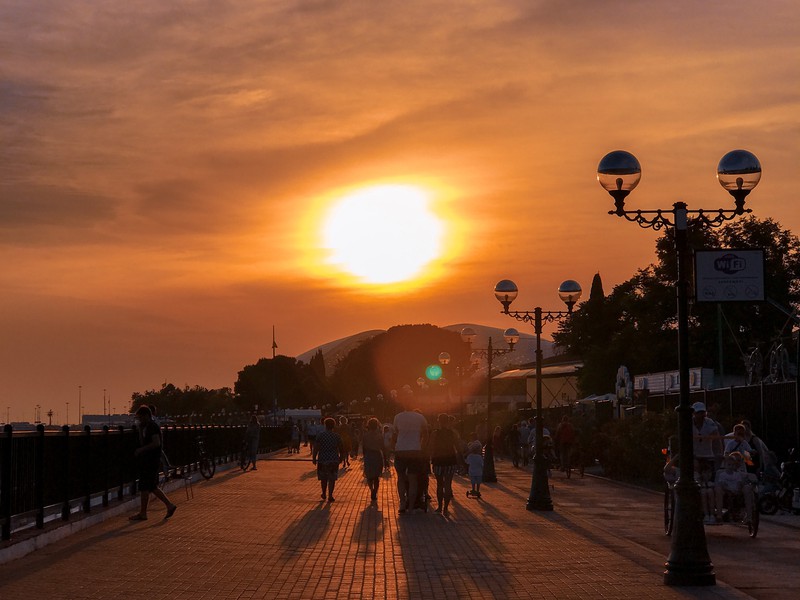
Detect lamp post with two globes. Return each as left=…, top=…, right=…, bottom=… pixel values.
left=459, top=326, right=519, bottom=483
left=596, top=148, right=762, bottom=587
left=494, top=279, right=582, bottom=511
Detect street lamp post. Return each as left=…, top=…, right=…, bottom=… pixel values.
left=596, top=149, right=761, bottom=587
left=494, top=279, right=582, bottom=511
left=460, top=326, right=519, bottom=483
left=438, top=351, right=451, bottom=417
left=438, top=352, right=471, bottom=435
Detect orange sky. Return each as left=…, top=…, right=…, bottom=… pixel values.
left=2, top=1, right=799, bottom=423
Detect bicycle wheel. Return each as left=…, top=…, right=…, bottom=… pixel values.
left=664, top=484, right=675, bottom=536
left=758, top=494, right=779, bottom=515
left=200, top=456, right=216, bottom=479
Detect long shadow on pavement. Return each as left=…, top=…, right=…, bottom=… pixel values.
left=278, top=503, right=332, bottom=560
left=395, top=488, right=515, bottom=597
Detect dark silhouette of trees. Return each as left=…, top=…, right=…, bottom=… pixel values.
left=309, top=349, right=326, bottom=380
left=555, top=216, right=800, bottom=395
left=328, top=324, right=472, bottom=413
left=234, top=355, right=335, bottom=412
left=130, top=384, right=234, bottom=418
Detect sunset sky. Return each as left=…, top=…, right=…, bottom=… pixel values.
left=2, top=1, right=799, bottom=422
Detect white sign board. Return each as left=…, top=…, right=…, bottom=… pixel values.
left=695, top=249, right=764, bottom=302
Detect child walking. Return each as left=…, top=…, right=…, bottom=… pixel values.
left=465, top=441, right=484, bottom=498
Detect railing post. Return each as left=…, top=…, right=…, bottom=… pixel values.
left=102, top=426, right=109, bottom=507
left=117, top=425, right=125, bottom=501
left=729, top=386, right=734, bottom=421
left=82, top=425, right=92, bottom=513
left=61, top=425, right=70, bottom=521
left=129, top=424, right=138, bottom=497
left=35, top=424, right=45, bottom=528
left=1, top=425, right=13, bottom=540
left=195, top=424, right=201, bottom=472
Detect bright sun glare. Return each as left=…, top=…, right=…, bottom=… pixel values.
left=323, top=185, right=444, bottom=284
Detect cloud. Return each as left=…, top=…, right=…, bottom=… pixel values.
left=0, top=183, right=117, bottom=241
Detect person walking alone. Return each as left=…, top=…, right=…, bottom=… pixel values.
left=312, top=417, right=344, bottom=502
left=129, top=405, right=177, bottom=521
left=362, top=417, right=385, bottom=502
left=242, top=415, right=260, bottom=471
left=554, top=415, right=576, bottom=475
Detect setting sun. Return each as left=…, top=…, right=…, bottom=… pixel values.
left=322, top=185, right=444, bottom=285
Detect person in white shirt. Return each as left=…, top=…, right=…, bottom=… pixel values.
left=691, top=402, right=720, bottom=482
left=392, top=386, right=429, bottom=514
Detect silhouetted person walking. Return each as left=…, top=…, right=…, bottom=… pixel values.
left=129, top=405, right=176, bottom=521
left=392, top=386, right=428, bottom=514
left=313, top=417, right=344, bottom=502
left=362, top=417, right=385, bottom=502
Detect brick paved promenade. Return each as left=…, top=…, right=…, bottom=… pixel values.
left=0, top=451, right=777, bottom=599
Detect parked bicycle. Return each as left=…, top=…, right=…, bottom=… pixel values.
left=758, top=448, right=800, bottom=515
left=196, top=435, right=216, bottom=479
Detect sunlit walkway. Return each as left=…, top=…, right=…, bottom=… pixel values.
left=0, top=450, right=763, bottom=599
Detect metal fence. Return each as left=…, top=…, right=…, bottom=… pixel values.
left=0, top=423, right=289, bottom=541
left=641, top=380, right=800, bottom=457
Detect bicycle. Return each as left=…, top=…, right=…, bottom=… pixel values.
left=196, top=435, right=216, bottom=480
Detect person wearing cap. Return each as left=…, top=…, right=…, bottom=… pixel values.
left=691, top=402, right=720, bottom=482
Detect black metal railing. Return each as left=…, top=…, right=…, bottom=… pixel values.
left=0, top=423, right=289, bottom=541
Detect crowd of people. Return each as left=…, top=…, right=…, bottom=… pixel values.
left=299, top=386, right=589, bottom=515
left=503, top=415, right=577, bottom=473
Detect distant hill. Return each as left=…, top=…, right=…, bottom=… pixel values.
left=296, top=324, right=556, bottom=375
left=295, top=329, right=385, bottom=373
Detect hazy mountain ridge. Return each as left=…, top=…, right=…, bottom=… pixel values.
left=296, top=324, right=556, bottom=374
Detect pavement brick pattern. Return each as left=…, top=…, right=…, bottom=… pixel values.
left=0, top=452, right=748, bottom=600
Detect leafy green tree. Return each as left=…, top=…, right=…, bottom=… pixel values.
left=555, top=216, right=800, bottom=395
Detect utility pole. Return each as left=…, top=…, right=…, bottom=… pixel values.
left=272, top=326, right=278, bottom=424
